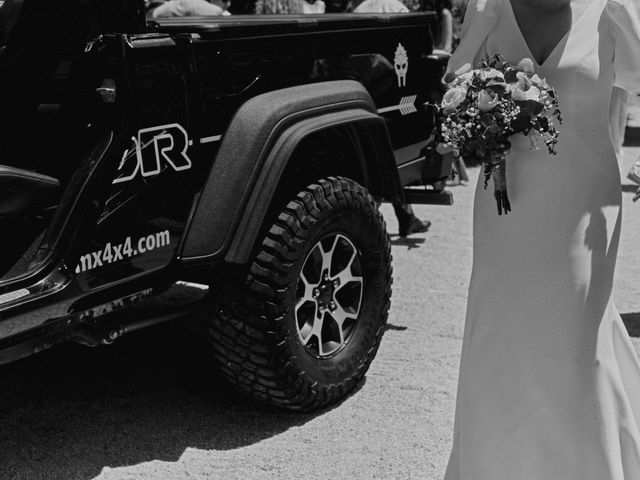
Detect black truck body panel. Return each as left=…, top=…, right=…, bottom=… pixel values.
left=181, top=80, right=397, bottom=263
left=0, top=11, right=448, bottom=363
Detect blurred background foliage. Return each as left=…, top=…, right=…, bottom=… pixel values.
left=399, top=0, right=467, bottom=50
left=450, top=0, right=467, bottom=49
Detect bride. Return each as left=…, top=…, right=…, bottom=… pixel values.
left=444, top=0, right=640, bottom=479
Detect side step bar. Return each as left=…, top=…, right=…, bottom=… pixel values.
left=0, top=283, right=207, bottom=365
left=403, top=186, right=453, bottom=205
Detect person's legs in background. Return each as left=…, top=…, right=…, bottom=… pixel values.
left=451, top=156, right=469, bottom=184
left=393, top=202, right=431, bottom=237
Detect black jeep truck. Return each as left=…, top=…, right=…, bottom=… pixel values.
left=0, top=0, right=451, bottom=410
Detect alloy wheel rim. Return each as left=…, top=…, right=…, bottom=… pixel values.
left=295, top=233, right=364, bottom=358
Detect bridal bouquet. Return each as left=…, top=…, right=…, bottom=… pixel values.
left=429, top=54, right=562, bottom=215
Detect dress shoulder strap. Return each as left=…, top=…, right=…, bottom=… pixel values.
left=447, top=0, right=505, bottom=74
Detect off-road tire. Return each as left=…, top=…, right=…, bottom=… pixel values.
left=207, top=176, right=392, bottom=411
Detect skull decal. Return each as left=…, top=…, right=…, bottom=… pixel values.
left=394, top=43, right=409, bottom=87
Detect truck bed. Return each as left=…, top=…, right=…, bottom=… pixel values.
left=149, top=12, right=448, bottom=197
left=150, top=12, right=437, bottom=37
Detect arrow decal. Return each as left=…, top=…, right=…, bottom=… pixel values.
left=398, top=95, right=418, bottom=115
left=377, top=95, right=418, bottom=116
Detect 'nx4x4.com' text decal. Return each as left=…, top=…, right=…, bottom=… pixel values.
left=75, top=230, right=171, bottom=273
left=113, top=123, right=192, bottom=184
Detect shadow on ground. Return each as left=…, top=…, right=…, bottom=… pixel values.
left=384, top=323, right=408, bottom=332
left=389, top=236, right=426, bottom=249
left=0, top=319, right=331, bottom=480
left=624, top=128, right=640, bottom=147
left=621, top=312, right=640, bottom=337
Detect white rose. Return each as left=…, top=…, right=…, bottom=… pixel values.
left=441, top=87, right=467, bottom=113
left=511, top=84, right=541, bottom=101
left=477, top=90, right=501, bottom=112
left=510, top=71, right=541, bottom=101
left=517, top=58, right=535, bottom=75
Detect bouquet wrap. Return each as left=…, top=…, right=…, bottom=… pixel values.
left=488, top=150, right=510, bottom=215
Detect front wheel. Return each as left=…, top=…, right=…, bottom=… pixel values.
left=206, top=177, right=392, bottom=410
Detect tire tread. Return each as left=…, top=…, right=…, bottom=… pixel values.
left=206, top=177, right=392, bottom=411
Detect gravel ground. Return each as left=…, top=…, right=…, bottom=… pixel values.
left=1, top=147, right=640, bottom=480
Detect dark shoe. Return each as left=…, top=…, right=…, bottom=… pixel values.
left=399, top=217, right=431, bottom=237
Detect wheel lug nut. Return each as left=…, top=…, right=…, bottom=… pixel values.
left=329, top=301, right=336, bottom=311
left=333, top=279, right=340, bottom=287
left=312, top=288, right=319, bottom=299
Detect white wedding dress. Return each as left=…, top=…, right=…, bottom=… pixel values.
left=444, top=1, right=640, bottom=479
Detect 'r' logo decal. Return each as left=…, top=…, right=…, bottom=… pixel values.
left=113, top=123, right=192, bottom=184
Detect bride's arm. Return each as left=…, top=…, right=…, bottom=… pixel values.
left=446, top=0, right=503, bottom=74
left=608, top=0, right=640, bottom=93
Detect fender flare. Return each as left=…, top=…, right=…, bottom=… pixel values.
left=181, top=80, right=400, bottom=264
